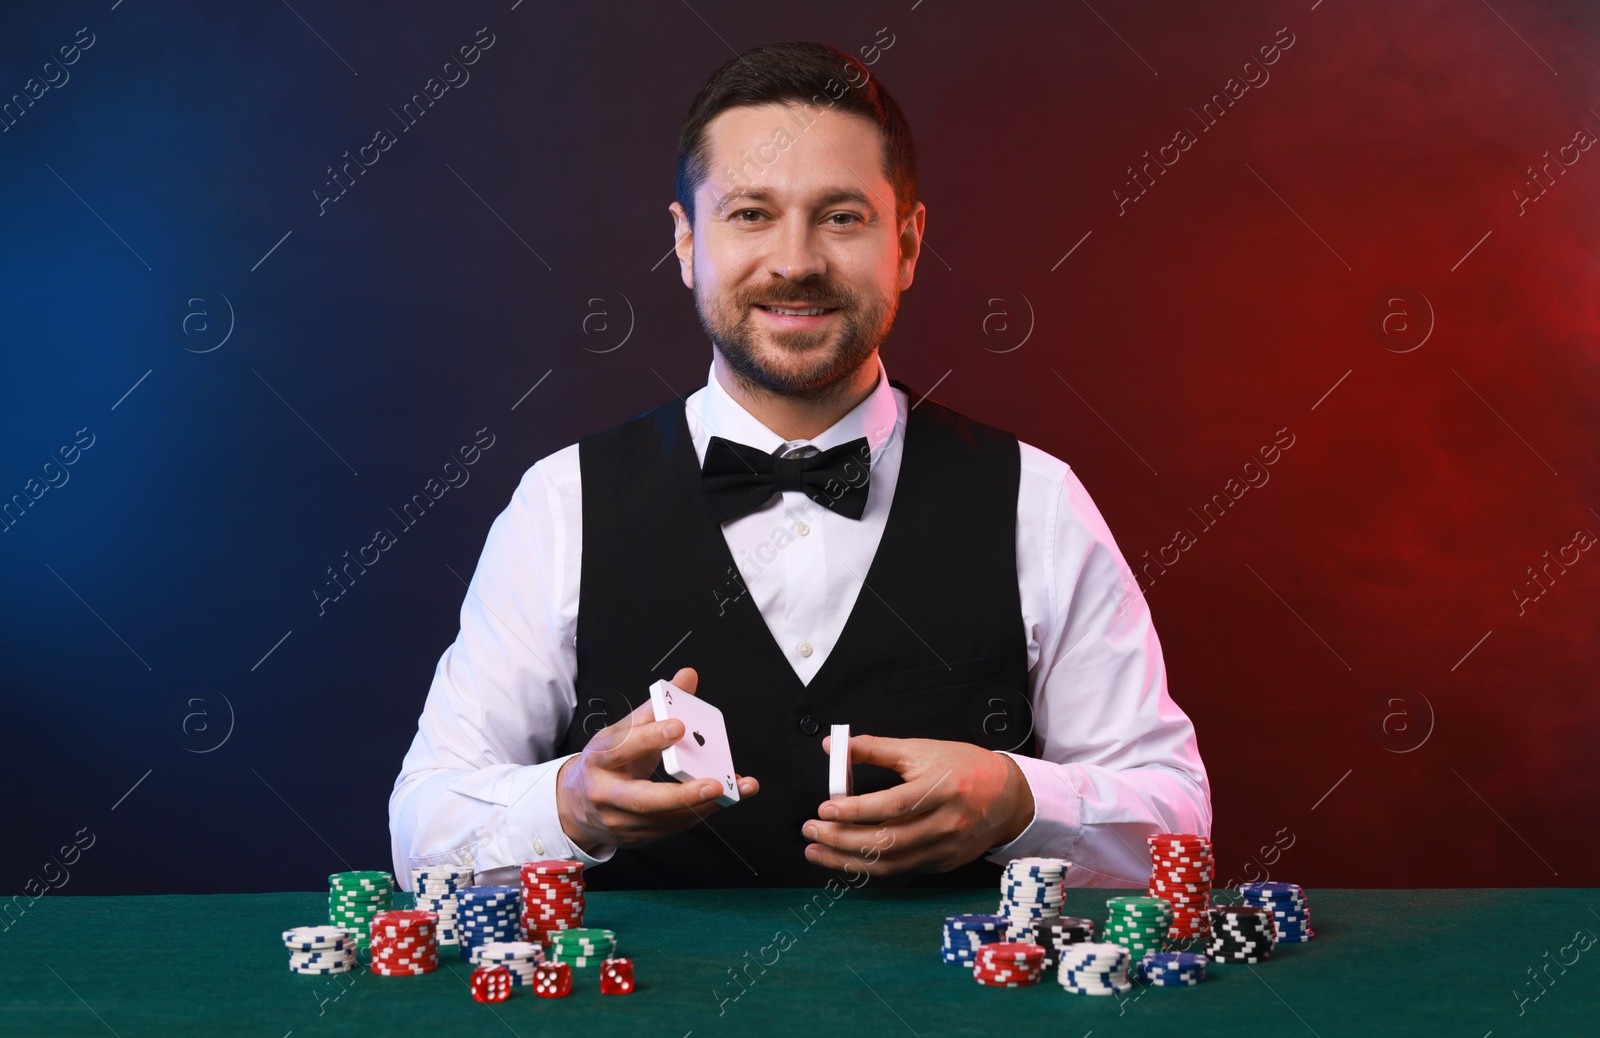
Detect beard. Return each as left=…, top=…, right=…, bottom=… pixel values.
left=694, top=278, right=896, bottom=404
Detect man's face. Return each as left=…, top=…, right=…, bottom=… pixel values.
left=671, top=103, right=925, bottom=400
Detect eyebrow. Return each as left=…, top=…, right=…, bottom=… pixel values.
left=713, top=187, right=877, bottom=217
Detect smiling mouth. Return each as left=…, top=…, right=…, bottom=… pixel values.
left=756, top=304, right=838, bottom=317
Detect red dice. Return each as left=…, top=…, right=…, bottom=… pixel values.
left=534, top=961, right=572, bottom=998
left=600, top=957, right=634, bottom=995
left=471, top=964, right=511, bottom=1003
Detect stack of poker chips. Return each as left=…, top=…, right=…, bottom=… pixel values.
left=1136, top=950, right=1208, bottom=986
left=549, top=927, right=616, bottom=970
left=1238, top=882, right=1314, bottom=943
left=410, top=865, right=472, bottom=946
left=369, top=909, right=439, bottom=976
left=941, top=913, right=1008, bottom=965
left=457, top=885, right=521, bottom=963
left=1056, top=942, right=1132, bottom=996
left=1104, top=895, right=1172, bottom=970
left=328, top=871, right=394, bottom=949
left=475, top=940, right=544, bottom=986
left=1035, top=916, right=1097, bottom=969
left=1206, top=905, right=1275, bottom=962
left=520, top=859, right=585, bottom=944
left=972, top=941, right=1046, bottom=987
left=1147, top=832, right=1214, bottom=940
left=282, top=925, right=357, bottom=975
left=996, top=856, right=1069, bottom=943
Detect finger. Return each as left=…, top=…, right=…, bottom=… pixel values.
left=842, top=734, right=916, bottom=773
left=804, top=841, right=897, bottom=876
left=590, top=714, right=683, bottom=770
left=803, top=814, right=945, bottom=859
left=606, top=775, right=726, bottom=815
left=735, top=774, right=759, bottom=798
left=669, top=667, right=699, bottom=695
left=817, top=768, right=953, bottom=824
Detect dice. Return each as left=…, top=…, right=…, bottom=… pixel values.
left=471, top=964, right=512, bottom=1003
left=600, top=957, right=634, bottom=995
left=534, top=961, right=572, bottom=998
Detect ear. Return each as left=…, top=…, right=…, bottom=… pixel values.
left=897, top=200, right=926, bottom=292
left=669, top=201, right=695, bottom=289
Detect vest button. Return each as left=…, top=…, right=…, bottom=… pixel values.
left=798, top=714, right=819, bottom=736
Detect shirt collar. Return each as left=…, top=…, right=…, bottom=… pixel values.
left=689, top=352, right=901, bottom=468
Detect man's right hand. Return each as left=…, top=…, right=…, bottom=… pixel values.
left=555, top=667, right=759, bottom=856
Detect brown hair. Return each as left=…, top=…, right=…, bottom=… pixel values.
left=675, top=40, right=918, bottom=231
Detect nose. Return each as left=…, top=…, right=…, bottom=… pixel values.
left=769, top=219, right=826, bottom=282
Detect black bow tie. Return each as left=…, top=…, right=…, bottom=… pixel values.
left=700, top=435, right=872, bottom=524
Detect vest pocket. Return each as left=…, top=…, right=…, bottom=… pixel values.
left=882, top=652, right=1005, bottom=695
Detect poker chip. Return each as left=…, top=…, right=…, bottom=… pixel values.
left=475, top=941, right=543, bottom=985
left=1205, top=905, right=1275, bottom=962
left=369, top=909, right=439, bottom=976
left=411, top=865, right=471, bottom=946
left=521, top=860, right=586, bottom=944
left=549, top=927, right=617, bottom=968
left=282, top=926, right=355, bottom=952
left=1238, top=882, right=1315, bottom=943
left=1034, top=916, right=1096, bottom=969
left=327, top=871, right=394, bottom=947
left=459, top=885, right=523, bottom=963
left=1136, top=951, right=1208, bottom=986
left=1147, top=834, right=1213, bottom=940
left=1104, top=896, right=1171, bottom=967
left=941, top=914, right=1009, bottom=965
left=1056, top=942, right=1131, bottom=994
left=997, top=858, right=1069, bottom=946
left=283, top=923, right=359, bottom=975
left=973, top=942, right=1046, bottom=987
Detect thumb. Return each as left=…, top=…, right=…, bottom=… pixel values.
left=670, top=667, right=699, bottom=695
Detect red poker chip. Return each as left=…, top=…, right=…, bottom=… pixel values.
left=522, top=860, right=584, bottom=876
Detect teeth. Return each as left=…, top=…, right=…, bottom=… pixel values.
left=761, top=306, right=829, bottom=316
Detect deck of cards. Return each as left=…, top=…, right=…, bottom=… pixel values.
left=829, top=724, right=853, bottom=800
left=649, top=679, right=740, bottom=806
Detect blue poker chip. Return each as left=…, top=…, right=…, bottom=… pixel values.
left=947, top=914, right=1007, bottom=932
left=1237, top=882, right=1302, bottom=895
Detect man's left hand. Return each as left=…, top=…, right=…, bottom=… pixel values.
left=801, top=734, right=1036, bottom=875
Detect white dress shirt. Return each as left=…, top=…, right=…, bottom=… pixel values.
left=389, top=353, right=1211, bottom=890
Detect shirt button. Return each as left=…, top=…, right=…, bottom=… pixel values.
left=533, top=838, right=545, bottom=856
left=794, top=520, right=810, bottom=536
left=797, top=641, right=813, bottom=658
left=798, top=714, right=819, bottom=736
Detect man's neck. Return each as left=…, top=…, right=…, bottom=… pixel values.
left=711, top=351, right=881, bottom=442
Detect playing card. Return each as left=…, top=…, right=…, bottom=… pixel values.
left=829, top=723, right=853, bottom=800
left=649, top=679, right=740, bottom=806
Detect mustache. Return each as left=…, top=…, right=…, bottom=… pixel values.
left=746, top=294, right=844, bottom=308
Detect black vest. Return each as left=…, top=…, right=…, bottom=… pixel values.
left=558, top=378, right=1034, bottom=888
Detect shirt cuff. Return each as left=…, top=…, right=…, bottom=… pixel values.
left=984, top=751, right=1084, bottom=863
left=504, top=752, right=616, bottom=870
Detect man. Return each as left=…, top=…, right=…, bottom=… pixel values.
left=390, top=41, right=1209, bottom=890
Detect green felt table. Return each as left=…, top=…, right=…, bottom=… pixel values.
left=3, top=888, right=1596, bottom=1037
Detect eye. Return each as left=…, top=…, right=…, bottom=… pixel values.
left=732, top=209, right=765, bottom=223
left=827, top=213, right=863, bottom=226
